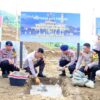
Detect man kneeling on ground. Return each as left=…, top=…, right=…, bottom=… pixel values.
left=23, top=48, right=46, bottom=84
left=0, top=41, right=19, bottom=78
left=75, top=43, right=98, bottom=83
left=59, top=45, right=77, bottom=77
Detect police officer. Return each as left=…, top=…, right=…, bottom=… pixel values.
left=0, top=41, right=19, bottom=78
left=59, top=45, right=77, bottom=77
left=76, top=43, right=98, bottom=82
left=23, top=48, right=46, bottom=84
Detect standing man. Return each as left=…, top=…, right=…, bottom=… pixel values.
left=0, top=41, right=19, bottom=78
left=23, top=48, right=46, bottom=84
left=59, top=45, right=77, bottom=77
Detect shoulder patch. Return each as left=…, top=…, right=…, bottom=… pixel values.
left=12, top=48, right=17, bottom=57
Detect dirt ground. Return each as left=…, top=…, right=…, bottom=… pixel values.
left=0, top=42, right=100, bottom=100
left=2, top=24, right=18, bottom=41
left=0, top=67, right=100, bottom=100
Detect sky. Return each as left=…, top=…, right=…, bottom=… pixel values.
left=0, top=0, right=98, bottom=15
left=0, top=0, right=100, bottom=16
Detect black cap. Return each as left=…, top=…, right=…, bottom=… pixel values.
left=83, top=43, right=90, bottom=48
left=5, top=41, right=13, bottom=46
left=37, top=48, right=44, bottom=53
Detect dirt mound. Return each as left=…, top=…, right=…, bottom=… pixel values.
left=2, top=24, right=18, bottom=41
left=24, top=42, right=60, bottom=61
left=24, top=42, right=61, bottom=59
left=24, top=42, right=49, bottom=53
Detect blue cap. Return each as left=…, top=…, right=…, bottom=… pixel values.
left=5, top=41, right=13, bottom=46
left=60, top=45, right=69, bottom=51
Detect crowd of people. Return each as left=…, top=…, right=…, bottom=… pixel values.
left=0, top=40, right=100, bottom=86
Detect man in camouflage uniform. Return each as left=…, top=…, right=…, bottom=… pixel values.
left=0, top=41, right=19, bottom=78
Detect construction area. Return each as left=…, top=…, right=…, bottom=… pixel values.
left=0, top=42, right=100, bottom=100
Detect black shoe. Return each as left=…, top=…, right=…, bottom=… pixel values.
left=59, top=73, right=66, bottom=77
left=2, top=74, right=8, bottom=78
left=93, top=80, right=96, bottom=83
left=15, top=67, right=20, bottom=71
left=38, top=74, right=46, bottom=78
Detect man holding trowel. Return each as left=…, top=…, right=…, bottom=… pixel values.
left=23, top=48, right=46, bottom=84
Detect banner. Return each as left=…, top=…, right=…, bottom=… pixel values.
left=20, top=12, right=80, bottom=46
left=96, top=18, right=100, bottom=35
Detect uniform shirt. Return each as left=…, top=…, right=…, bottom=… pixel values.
left=76, top=51, right=98, bottom=69
left=60, top=50, right=77, bottom=67
left=23, top=51, right=38, bottom=77
left=0, top=48, right=17, bottom=66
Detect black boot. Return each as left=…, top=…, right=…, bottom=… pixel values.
left=2, top=71, right=8, bottom=78
left=38, top=73, right=46, bottom=78
left=59, top=70, right=66, bottom=76
left=92, top=66, right=100, bottom=82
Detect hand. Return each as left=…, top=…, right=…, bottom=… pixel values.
left=65, top=66, right=68, bottom=68
left=84, top=66, right=89, bottom=71
left=8, top=59, right=14, bottom=64
left=74, top=68, right=79, bottom=72
left=35, top=77, right=41, bottom=85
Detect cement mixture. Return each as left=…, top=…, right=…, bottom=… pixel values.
left=30, top=84, right=63, bottom=98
